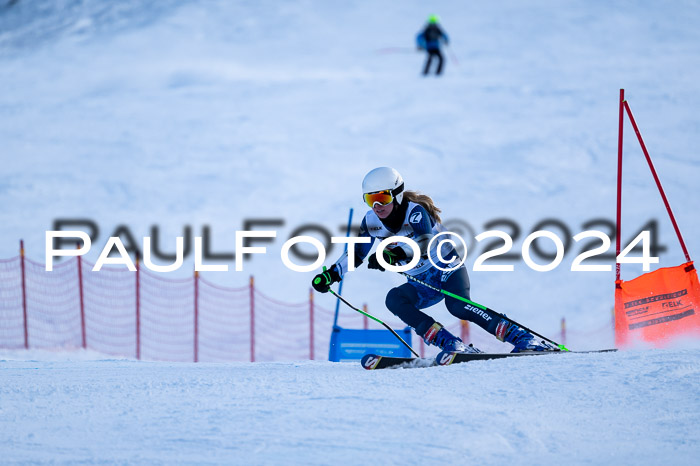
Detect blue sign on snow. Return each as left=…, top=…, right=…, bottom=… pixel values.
left=328, top=327, right=413, bottom=362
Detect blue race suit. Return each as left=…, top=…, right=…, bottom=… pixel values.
left=332, top=201, right=499, bottom=338
left=416, top=23, right=449, bottom=75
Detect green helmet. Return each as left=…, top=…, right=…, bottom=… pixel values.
left=428, top=14, right=439, bottom=24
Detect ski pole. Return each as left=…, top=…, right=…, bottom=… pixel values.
left=445, top=44, right=460, bottom=66
left=398, top=272, right=569, bottom=352
left=327, top=288, right=420, bottom=358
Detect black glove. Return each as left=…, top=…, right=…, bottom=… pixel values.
left=367, top=247, right=408, bottom=272
left=312, top=266, right=341, bottom=293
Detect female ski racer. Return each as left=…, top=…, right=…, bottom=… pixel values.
left=312, top=167, right=552, bottom=353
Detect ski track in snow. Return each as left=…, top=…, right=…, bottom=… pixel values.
left=1, top=348, right=699, bottom=464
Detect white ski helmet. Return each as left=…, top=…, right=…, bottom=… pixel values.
left=362, top=167, right=405, bottom=206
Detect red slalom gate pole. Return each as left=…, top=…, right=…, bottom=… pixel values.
left=135, top=256, right=141, bottom=360
left=309, top=288, right=314, bottom=360
left=77, top=245, right=86, bottom=349
left=249, top=276, right=255, bottom=363
left=561, top=317, right=567, bottom=346
left=20, top=240, right=28, bottom=349
left=460, top=320, right=470, bottom=343
left=194, top=271, right=199, bottom=363
left=616, top=89, right=625, bottom=283
left=623, top=100, right=692, bottom=262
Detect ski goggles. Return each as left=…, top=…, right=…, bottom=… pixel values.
left=363, top=190, right=394, bottom=208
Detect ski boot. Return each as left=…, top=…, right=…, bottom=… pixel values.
left=423, top=322, right=480, bottom=353
left=494, top=318, right=557, bottom=353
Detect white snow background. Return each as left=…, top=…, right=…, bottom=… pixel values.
left=1, top=0, right=699, bottom=464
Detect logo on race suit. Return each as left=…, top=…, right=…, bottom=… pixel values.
left=362, top=356, right=381, bottom=370
left=464, top=304, right=492, bottom=322
left=409, top=212, right=423, bottom=224
left=438, top=352, right=456, bottom=366
left=440, top=267, right=459, bottom=282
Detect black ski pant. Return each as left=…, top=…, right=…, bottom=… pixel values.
left=423, top=49, right=444, bottom=75
left=385, top=266, right=503, bottom=340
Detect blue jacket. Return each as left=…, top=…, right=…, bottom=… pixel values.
left=417, top=24, right=449, bottom=51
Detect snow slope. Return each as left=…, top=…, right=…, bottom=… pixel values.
left=1, top=348, right=699, bottom=464
left=1, top=0, right=700, bottom=339
left=1, top=1, right=700, bottom=462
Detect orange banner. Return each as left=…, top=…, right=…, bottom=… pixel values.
left=615, top=262, right=700, bottom=346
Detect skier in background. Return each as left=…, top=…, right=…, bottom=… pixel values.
left=416, top=15, right=449, bottom=76
left=312, top=167, right=555, bottom=354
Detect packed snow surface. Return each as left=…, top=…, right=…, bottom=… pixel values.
left=1, top=348, right=699, bottom=464
left=1, top=0, right=699, bottom=463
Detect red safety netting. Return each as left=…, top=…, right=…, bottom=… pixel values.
left=139, top=268, right=195, bottom=362
left=564, top=320, right=616, bottom=350
left=25, top=257, right=82, bottom=348
left=82, top=260, right=138, bottom=358
left=0, top=256, right=24, bottom=349
left=197, top=277, right=249, bottom=362
left=1, top=251, right=605, bottom=360
left=254, top=290, right=309, bottom=362
left=3, top=253, right=416, bottom=361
